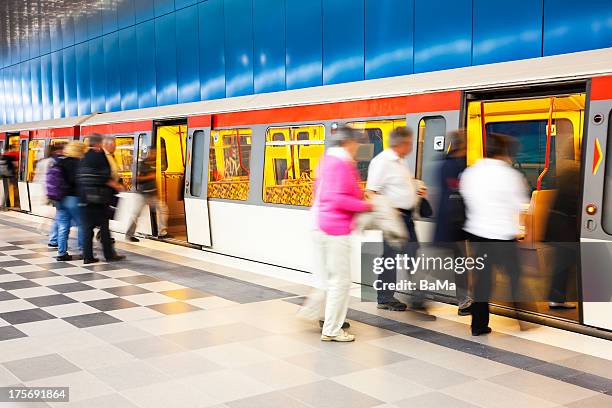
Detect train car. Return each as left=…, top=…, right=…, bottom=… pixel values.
left=1, top=47, right=611, bottom=333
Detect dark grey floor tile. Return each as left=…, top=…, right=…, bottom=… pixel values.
left=227, top=391, right=311, bottom=408
left=0, top=260, right=29, bottom=267
left=527, top=363, right=584, bottom=381
left=63, top=312, right=122, bottom=328
left=0, top=308, right=56, bottom=324
left=7, top=240, right=40, bottom=245
left=69, top=272, right=111, bottom=282
left=13, top=253, right=47, bottom=260
left=147, top=301, right=201, bottom=315
left=3, top=353, right=81, bottom=381
left=48, top=282, right=94, bottom=293
left=489, top=351, right=546, bottom=369
left=26, top=294, right=78, bottom=307
left=34, top=262, right=74, bottom=270
left=284, top=379, right=383, bottom=408
left=103, top=285, right=151, bottom=296
left=0, top=245, right=21, bottom=251
left=0, top=325, right=27, bottom=341
left=0, top=290, right=18, bottom=301
left=0, top=268, right=10, bottom=274
left=160, top=288, right=211, bottom=300
left=85, top=298, right=139, bottom=311
left=119, top=275, right=161, bottom=285
left=18, top=270, right=59, bottom=279
left=0, top=280, right=40, bottom=290
left=564, top=372, right=612, bottom=393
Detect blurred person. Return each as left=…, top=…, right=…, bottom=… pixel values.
left=52, top=142, right=86, bottom=261
left=300, top=126, right=372, bottom=342
left=125, top=146, right=169, bottom=242
left=545, top=158, right=580, bottom=309
left=33, top=143, right=64, bottom=247
left=433, top=130, right=472, bottom=315
left=460, top=133, right=529, bottom=336
left=78, top=134, right=125, bottom=264
left=0, top=146, right=19, bottom=209
left=366, top=127, right=428, bottom=312
left=97, top=136, right=121, bottom=243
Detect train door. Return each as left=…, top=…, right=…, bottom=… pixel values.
left=15, top=134, right=29, bottom=211
left=184, top=120, right=212, bottom=247
left=156, top=123, right=188, bottom=241
left=27, top=137, right=49, bottom=216
left=579, top=76, right=612, bottom=331
left=466, top=92, right=586, bottom=322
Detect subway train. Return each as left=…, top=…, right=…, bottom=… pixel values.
left=1, top=48, right=611, bottom=333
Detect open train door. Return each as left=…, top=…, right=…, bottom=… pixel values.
left=17, top=131, right=31, bottom=212
left=579, top=76, right=612, bottom=331
left=184, top=115, right=212, bottom=247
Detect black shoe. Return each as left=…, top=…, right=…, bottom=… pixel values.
left=458, top=306, right=472, bottom=316
left=83, top=257, right=100, bottom=264
left=56, top=254, right=73, bottom=261
left=377, top=300, right=407, bottom=311
left=106, top=255, right=126, bottom=262
left=319, top=320, right=350, bottom=330
left=126, top=236, right=140, bottom=243
left=48, top=243, right=58, bottom=248
left=471, top=327, right=492, bottom=336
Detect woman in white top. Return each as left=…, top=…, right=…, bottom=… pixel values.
left=460, top=133, right=530, bottom=336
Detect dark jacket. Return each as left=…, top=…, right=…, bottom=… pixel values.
left=434, top=155, right=467, bottom=243
left=77, top=149, right=113, bottom=205
left=57, top=156, right=80, bottom=197
left=544, top=163, right=580, bottom=243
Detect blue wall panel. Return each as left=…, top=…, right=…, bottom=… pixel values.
left=29, top=32, right=40, bottom=61
left=74, top=13, right=88, bottom=44
left=175, top=0, right=197, bottom=9
left=50, top=22, right=63, bottom=52
left=365, top=0, right=413, bottom=79
left=322, top=0, right=365, bottom=85
left=224, top=0, right=254, bottom=97
left=176, top=6, right=200, bottom=103
left=4, top=70, right=13, bottom=124
left=103, top=1, right=118, bottom=35
left=136, top=20, right=157, bottom=108
left=119, top=27, right=138, bottom=111
left=473, top=0, right=542, bottom=65
left=21, top=62, right=32, bottom=122
left=19, top=37, right=30, bottom=63
left=0, top=70, right=5, bottom=125
left=41, top=54, right=53, bottom=120
left=104, top=33, right=121, bottom=112
left=155, top=13, right=178, bottom=106
left=51, top=51, right=65, bottom=119
left=198, top=0, right=225, bottom=100
left=88, top=9, right=103, bottom=40
left=61, top=16, right=75, bottom=48
left=286, top=0, right=323, bottom=90
left=75, top=43, right=91, bottom=115
left=39, top=23, right=51, bottom=56
left=13, top=65, right=23, bottom=123
left=155, top=0, right=175, bottom=17
left=544, top=0, right=612, bottom=55
left=253, top=0, right=285, bottom=94
left=135, top=0, right=155, bottom=23
left=63, top=47, right=78, bottom=118
left=414, top=0, right=472, bottom=73
left=118, top=0, right=136, bottom=29
left=30, top=58, right=42, bottom=121
left=89, top=38, right=106, bottom=113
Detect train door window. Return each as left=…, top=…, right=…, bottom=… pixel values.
left=50, top=138, right=70, bottom=147
left=113, top=136, right=135, bottom=190
left=190, top=130, right=205, bottom=197
left=18, top=139, right=27, bottom=181
left=207, top=128, right=252, bottom=201
left=348, top=119, right=406, bottom=181
left=263, top=125, right=325, bottom=206
left=27, top=139, right=46, bottom=182
left=416, top=117, right=447, bottom=211
left=602, top=111, right=612, bottom=235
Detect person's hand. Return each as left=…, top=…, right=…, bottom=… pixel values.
left=417, top=185, right=428, bottom=198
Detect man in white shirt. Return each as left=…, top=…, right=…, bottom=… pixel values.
left=460, top=133, right=530, bottom=336
left=367, top=127, right=427, bottom=311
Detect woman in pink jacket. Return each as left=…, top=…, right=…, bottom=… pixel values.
left=308, top=126, right=372, bottom=342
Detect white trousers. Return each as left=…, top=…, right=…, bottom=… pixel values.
left=301, top=230, right=352, bottom=337
left=126, top=194, right=169, bottom=237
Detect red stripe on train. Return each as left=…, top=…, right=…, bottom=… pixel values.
left=81, top=120, right=153, bottom=136
left=591, top=76, right=612, bottom=101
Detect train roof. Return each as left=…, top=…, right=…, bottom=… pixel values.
left=0, top=114, right=95, bottom=133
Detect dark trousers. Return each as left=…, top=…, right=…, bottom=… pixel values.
left=377, top=209, right=419, bottom=304
left=82, top=204, right=115, bottom=260
left=467, top=233, right=521, bottom=331
left=548, top=242, right=577, bottom=303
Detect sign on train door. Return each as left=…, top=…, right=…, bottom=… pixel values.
left=579, top=76, right=612, bottom=331
left=184, top=117, right=213, bottom=247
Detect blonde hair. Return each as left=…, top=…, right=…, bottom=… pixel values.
left=64, top=141, right=86, bottom=159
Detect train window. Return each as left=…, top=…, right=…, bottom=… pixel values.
left=263, top=125, right=324, bottom=206
left=348, top=119, right=406, bottom=181
left=486, top=119, right=574, bottom=191
left=27, top=139, right=46, bottom=182
left=18, top=139, right=27, bottom=181
left=190, top=130, right=206, bottom=197
left=208, top=128, right=252, bottom=201
left=113, top=137, right=135, bottom=190
left=602, top=111, right=612, bottom=235
left=415, top=117, right=447, bottom=212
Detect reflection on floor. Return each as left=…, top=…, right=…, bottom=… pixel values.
left=0, top=214, right=610, bottom=408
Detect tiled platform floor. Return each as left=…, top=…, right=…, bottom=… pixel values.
left=0, top=216, right=611, bottom=408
